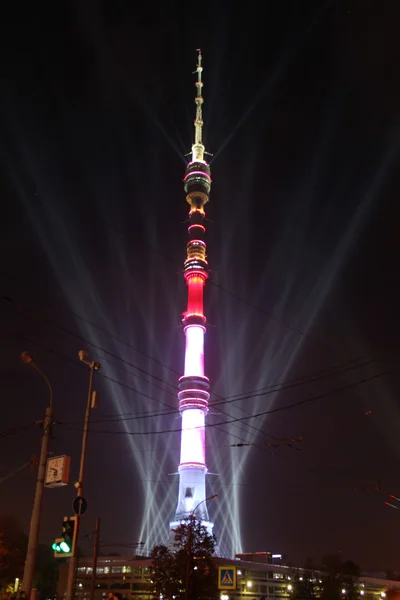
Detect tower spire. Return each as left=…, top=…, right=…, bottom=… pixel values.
left=192, top=49, right=205, bottom=163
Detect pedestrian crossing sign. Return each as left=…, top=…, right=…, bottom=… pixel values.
left=218, top=566, right=237, bottom=590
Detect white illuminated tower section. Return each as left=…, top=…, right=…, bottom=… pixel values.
left=170, top=50, right=213, bottom=534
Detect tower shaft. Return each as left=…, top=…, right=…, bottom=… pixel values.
left=170, top=51, right=213, bottom=532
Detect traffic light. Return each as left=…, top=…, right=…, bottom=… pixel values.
left=52, top=516, right=77, bottom=558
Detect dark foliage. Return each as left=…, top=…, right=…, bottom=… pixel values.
left=151, top=515, right=218, bottom=600
left=0, top=515, right=27, bottom=590
left=0, top=515, right=58, bottom=598
left=320, top=555, right=360, bottom=600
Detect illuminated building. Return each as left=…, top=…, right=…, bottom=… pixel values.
left=169, top=50, right=213, bottom=534
left=59, top=554, right=398, bottom=600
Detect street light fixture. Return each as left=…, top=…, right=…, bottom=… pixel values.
left=65, top=351, right=100, bottom=600
left=20, top=352, right=54, bottom=600
left=192, top=494, right=218, bottom=517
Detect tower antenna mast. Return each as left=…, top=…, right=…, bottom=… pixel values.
left=193, top=49, right=205, bottom=161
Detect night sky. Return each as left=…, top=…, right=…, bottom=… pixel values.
left=1, top=0, right=400, bottom=571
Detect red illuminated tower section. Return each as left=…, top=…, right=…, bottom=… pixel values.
left=170, top=50, right=213, bottom=533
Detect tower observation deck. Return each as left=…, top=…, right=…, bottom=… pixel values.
left=170, top=50, right=213, bottom=534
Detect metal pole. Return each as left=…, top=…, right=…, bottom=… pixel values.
left=77, top=364, right=95, bottom=497
left=20, top=355, right=54, bottom=600
left=66, top=356, right=99, bottom=600
left=89, top=518, right=100, bottom=600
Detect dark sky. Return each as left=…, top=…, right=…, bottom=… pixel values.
left=1, top=0, right=400, bottom=571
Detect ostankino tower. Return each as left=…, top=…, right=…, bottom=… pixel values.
left=170, top=50, right=214, bottom=535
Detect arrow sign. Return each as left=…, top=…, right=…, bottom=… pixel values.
left=73, top=496, right=88, bottom=516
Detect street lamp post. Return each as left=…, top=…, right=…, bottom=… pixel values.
left=65, top=350, right=100, bottom=600
left=20, top=352, right=54, bottom=600
left=185, top=495, right=217, bottom=600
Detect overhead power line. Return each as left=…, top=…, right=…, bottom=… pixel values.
left=65, top=369, right=392, bottom=437
left=5, top=290, right=392, bottom=401
left=5, top=297, right=396, bottom=453
left=5, top=296, right=395, bottom=421
left=0, top=461, right=31, bottom=485
left=6, top=324, right=396, bottom=452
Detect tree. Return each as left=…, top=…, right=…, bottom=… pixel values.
left=0, top=515, right=27, bottom=593
left=34, top=543, right=59, bottom=600
left=151, top=515, right=218, bottom=600
left=320, top=555, right=360, bottom=600
left=0, top=515, right=59, bottom=599
left=291, top=569, right=317, bottom=600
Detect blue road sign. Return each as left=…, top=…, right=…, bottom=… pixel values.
left=218, top=566, right=237, bottom=590
left=73, top=496, right=88, bottom=516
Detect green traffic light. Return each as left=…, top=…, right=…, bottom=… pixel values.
left=52, top=543, right=60, bottom=552
left=60, top=541, right=71, bottom=553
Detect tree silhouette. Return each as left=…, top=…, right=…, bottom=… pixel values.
left=320, top=555, right=360, bottom=600
left=0, top=515, right=58, bottom=598
left=0, top=515, right=27, bottom=592
left=151, top=515, right=217, bottom=600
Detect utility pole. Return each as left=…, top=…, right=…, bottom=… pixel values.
left=89, top=518, right=100, bottom=600
left=20, top=352, right=54, bottom=600
left=66, top=350, right=100, bottom=600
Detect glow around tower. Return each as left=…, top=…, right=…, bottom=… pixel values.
left=170, top=50, right=213, bottom=534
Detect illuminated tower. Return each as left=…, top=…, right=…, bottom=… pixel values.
left=170, top=50, right=213, bottom=534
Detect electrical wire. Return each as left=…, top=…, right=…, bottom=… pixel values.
left=0, top=461, right=31, bottom=485
left=6, top=323, right=396, bottom=454
left=4, top=293, right=389, bottom=410
left=5, top=313, right=395, bottom=425
left=4, top=297, right=396, bottom=452
left=6, top=328, right=177, bottom=412
left=63, top=368, right=392, bottom=436
left=0, top=423, right=38, bottom=438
